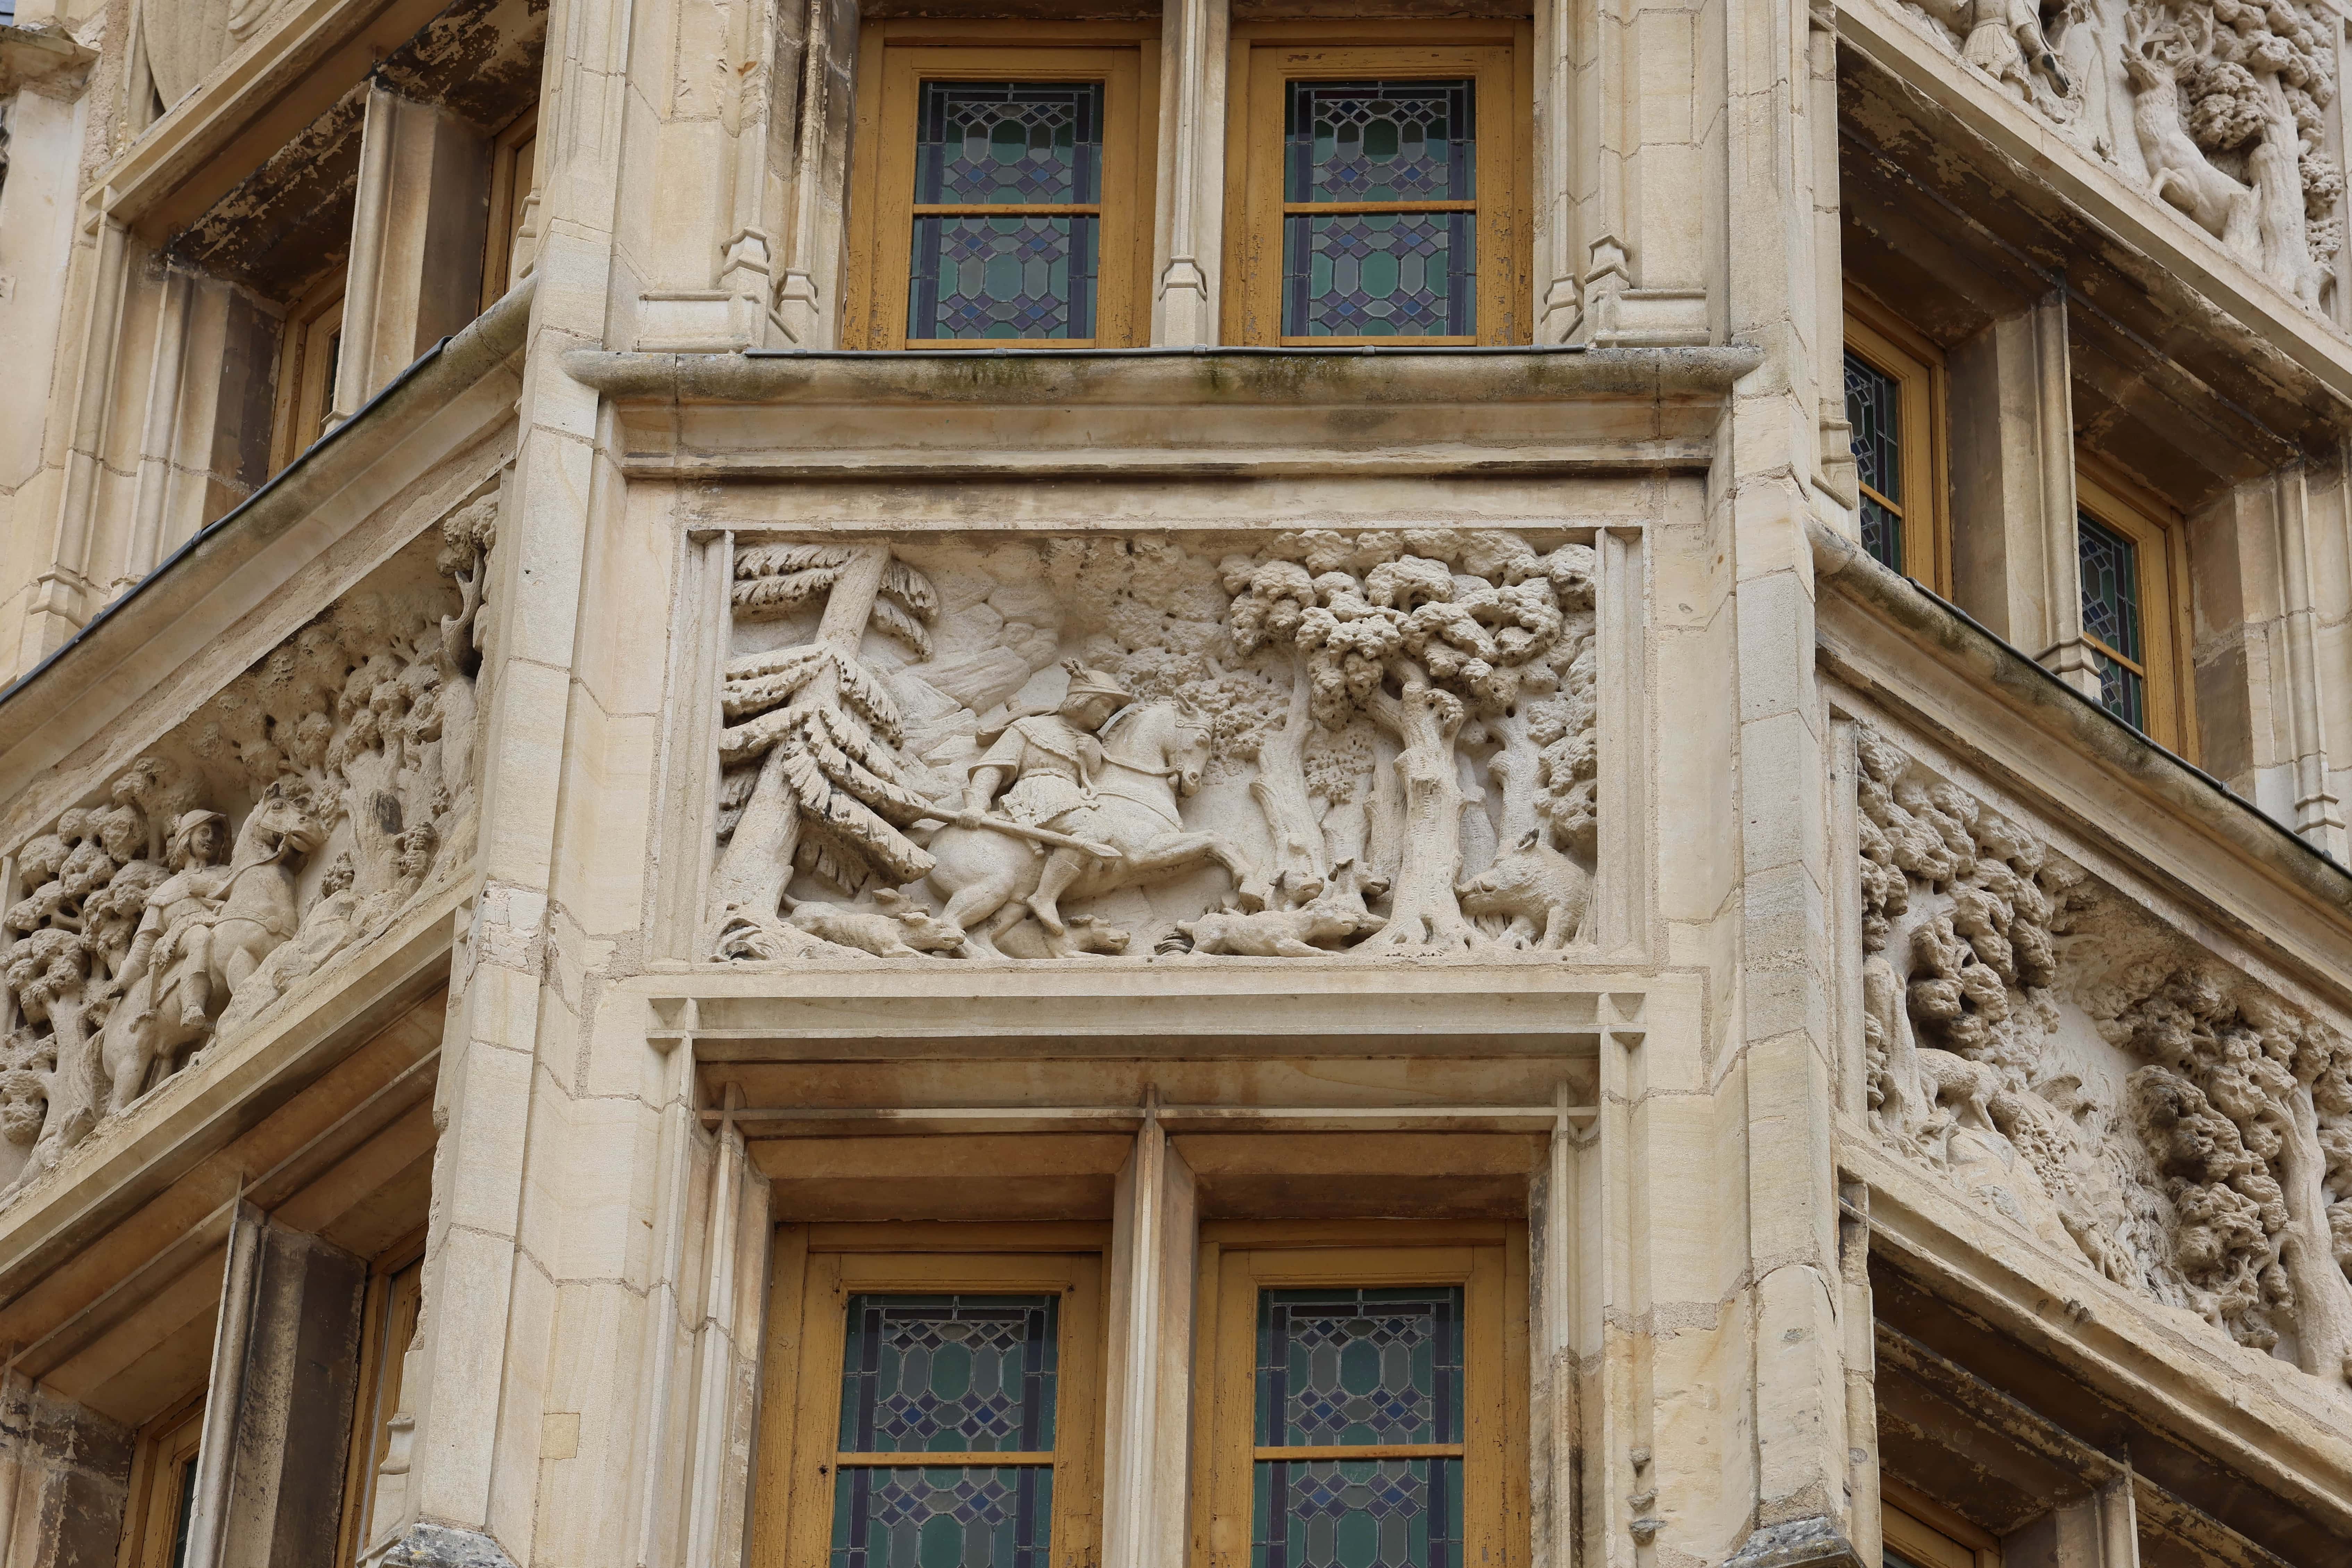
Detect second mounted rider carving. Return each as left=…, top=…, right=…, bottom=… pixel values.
left=708, top=531, right=1603, bottom=963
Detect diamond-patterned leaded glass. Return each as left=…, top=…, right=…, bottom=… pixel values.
left=1280, top=81, right=1476, bottom=339
left=831, top=1466, right=1054, bottom=1568
left=839, top=1294, right=1059, bottom=1453
left=915, top=82, right=1101, bottom=206
left=1284, top=214, right=1472, bottom=339
left=2077, top=512, right=2146, bottom=730
left=832, top=1295, right=1061, bottom=1568
left=1256, top=1288, right=1461, bottom=1446
left=906, top=82, right=1103, bottom=341
left=1251, top=1289, right=1466, bottom=1568
left=910, top=217, right=1095, bottom=342
left=1253, top=1459, right=1461, bottom=1568
left=1844, top=351, right=1904, bottom=572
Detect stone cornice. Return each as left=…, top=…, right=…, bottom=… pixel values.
left=567, top=345, right=1762, bottom=479
left=0, top=276, right=534, bottom=803
left=1810, top=517, right=2352, bottom=987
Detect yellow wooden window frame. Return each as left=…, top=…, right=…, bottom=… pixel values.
left=1843, top=290, right=1950, bottom=596
left=333, top=1240, right=426, bottom=1568
left=752, top=1230, right=1108, bottom=1568
left=1881, top=1481, right=1999, bottom=1568
left=842, top=26, right=1159, bottom=350
left=2075, top=461, right=2196, bottom=758
left=1192, top=1225, right=1527, bottom=1568
left=268, top=271, right=345, bottom=473
left=481, top=105, right=540, bottom=312
left=117, top=1394, right=203, bottom=1568
left=1223, top=25, right=1531, bottom=347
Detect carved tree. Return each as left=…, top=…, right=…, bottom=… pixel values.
left=1221, top=530, right=1582, bottom=949
left=1856, top=731, right=2064, bottom=1141
left=2109, top=970, right=2352, bottom=1384
left=710, top=544, right=944, bottom=922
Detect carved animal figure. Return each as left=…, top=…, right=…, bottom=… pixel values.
left=782, top=890, right=964, bottom=959
left=920, top=701, right=1272, bottom=958
left=998, top=914, right=1133, bottom=960
left=1175, top=900, right=1382, bottom=959
left=1916, top=1047, right=2000, bottom=1135
left=1456, top=833, right=1592, bottom=950
left=99, top=785, right=321, bottom=1112
left=2123, top=17, right=2259, bottom=258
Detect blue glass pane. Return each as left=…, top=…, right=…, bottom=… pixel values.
left=840, top=1295, right=1059, bottom=1453
left=915, top=82, right=1102, bottom=205
left=1285, top=81, right=1475, bottom=203
left=1250, top=1459, right=1461, bottom=1568
left=1256, top=1289, right=1462, bottom=1447
left=832, top=1466, right=1053, bottom=1568
left=909, top=216, right=1096, bottom=340
left=1282, top=213, right=1473, bottom=338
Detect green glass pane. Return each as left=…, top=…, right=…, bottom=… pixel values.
left=914, top=82, right=1102, bottom=204
left=2076, top=513, right=2142, bottom=663
left=908, top=216, right=1096, bottom=341
left=1255, top=1288, right=1462, bottom=1447
left=840, top=1295, right=1059, bottom=1454
left=1251, top=1458, right=1461, bottom=1568
left=1843, top=352, right=1900, bottom=505
left=1285, top=81, right=1474, bottom=203
left=1282, top=213, right=1472, bottom=338
left=831, top=1466, right=1053, bottom=1568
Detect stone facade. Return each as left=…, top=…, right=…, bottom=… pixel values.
left=0, top=1, right=2345, bottom=1568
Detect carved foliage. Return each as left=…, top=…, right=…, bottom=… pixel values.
left=709, top=531, right=1601, bottom=962
left=0, top=504, right=497, bottom=1197
left=1857, top=728, right=2352, bottom=1388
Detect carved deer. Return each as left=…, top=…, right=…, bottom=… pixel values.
left=2123, top=11, right=2260, bottom=260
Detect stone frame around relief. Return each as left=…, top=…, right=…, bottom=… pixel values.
left=652, top=524, right=1652, bottom=971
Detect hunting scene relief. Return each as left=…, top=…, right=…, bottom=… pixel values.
left=709, top=531, right=1603, bottom=963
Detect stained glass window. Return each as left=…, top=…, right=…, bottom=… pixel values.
left=1844, top=351, right=1904, bottom=573
left=1251, top=1288, right=1465, bottom=1568
left=2077, top=511, right=2146, bottom=732
left=832, top=1294, right=1061, bottom=1568
left=1282, top=82, right=1477, bottom=339
left=907, top=83, right=1103, bottom=342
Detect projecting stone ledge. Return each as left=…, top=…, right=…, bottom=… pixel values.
left=566, top=345, right=1763, bottom=478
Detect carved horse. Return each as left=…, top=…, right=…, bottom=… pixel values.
left=99, top=784, right=322, bottom=1111
left=920, top=700, right=1269, bottom=958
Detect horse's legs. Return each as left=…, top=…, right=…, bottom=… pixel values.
left=1120, top=832, right=1272, bottom=911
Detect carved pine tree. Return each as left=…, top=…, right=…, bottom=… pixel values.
left=710, top=543, right=942, bottom=921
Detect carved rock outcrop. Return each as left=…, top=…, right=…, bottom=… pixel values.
left=1857, top=728, right=2352, bottom=1390
left=0, top=500, right=497, bottom=1198
left=709, top=531, right=1601, bottom=962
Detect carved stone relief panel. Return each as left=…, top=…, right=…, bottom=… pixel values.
left=0, top=494, right=498, bottom=1200
left=1855, top=726, right=2352, bottom=1390
left=707, top=530, right=1601, bottom=963
left=1891, top=0, right=2345, bottom=310
left=142, top=0, right=290, bottom=108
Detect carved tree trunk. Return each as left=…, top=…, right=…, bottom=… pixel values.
left=1487, top=707, right=1542, bottom=849
left=708, top=545, right=891, bottom=919
left=1249, top=656, right=1326, bottom=902
left=2251, top=101, right=2318, bottom=304
left=2273, top=1085, right=2352, bottom=1384
left=1863, top=889, right=1950, bottom=1144
left=1362, top=678, right=1474, bottom=948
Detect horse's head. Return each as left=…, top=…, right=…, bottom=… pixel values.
left=239, top=783, right=324, bottom=866
left=1164, top=698, right=1214, bottom=798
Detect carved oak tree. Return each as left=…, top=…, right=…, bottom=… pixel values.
left=1221, top=531, right=1584, bottom=949
left=710, top=544, right=944, bottom=923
